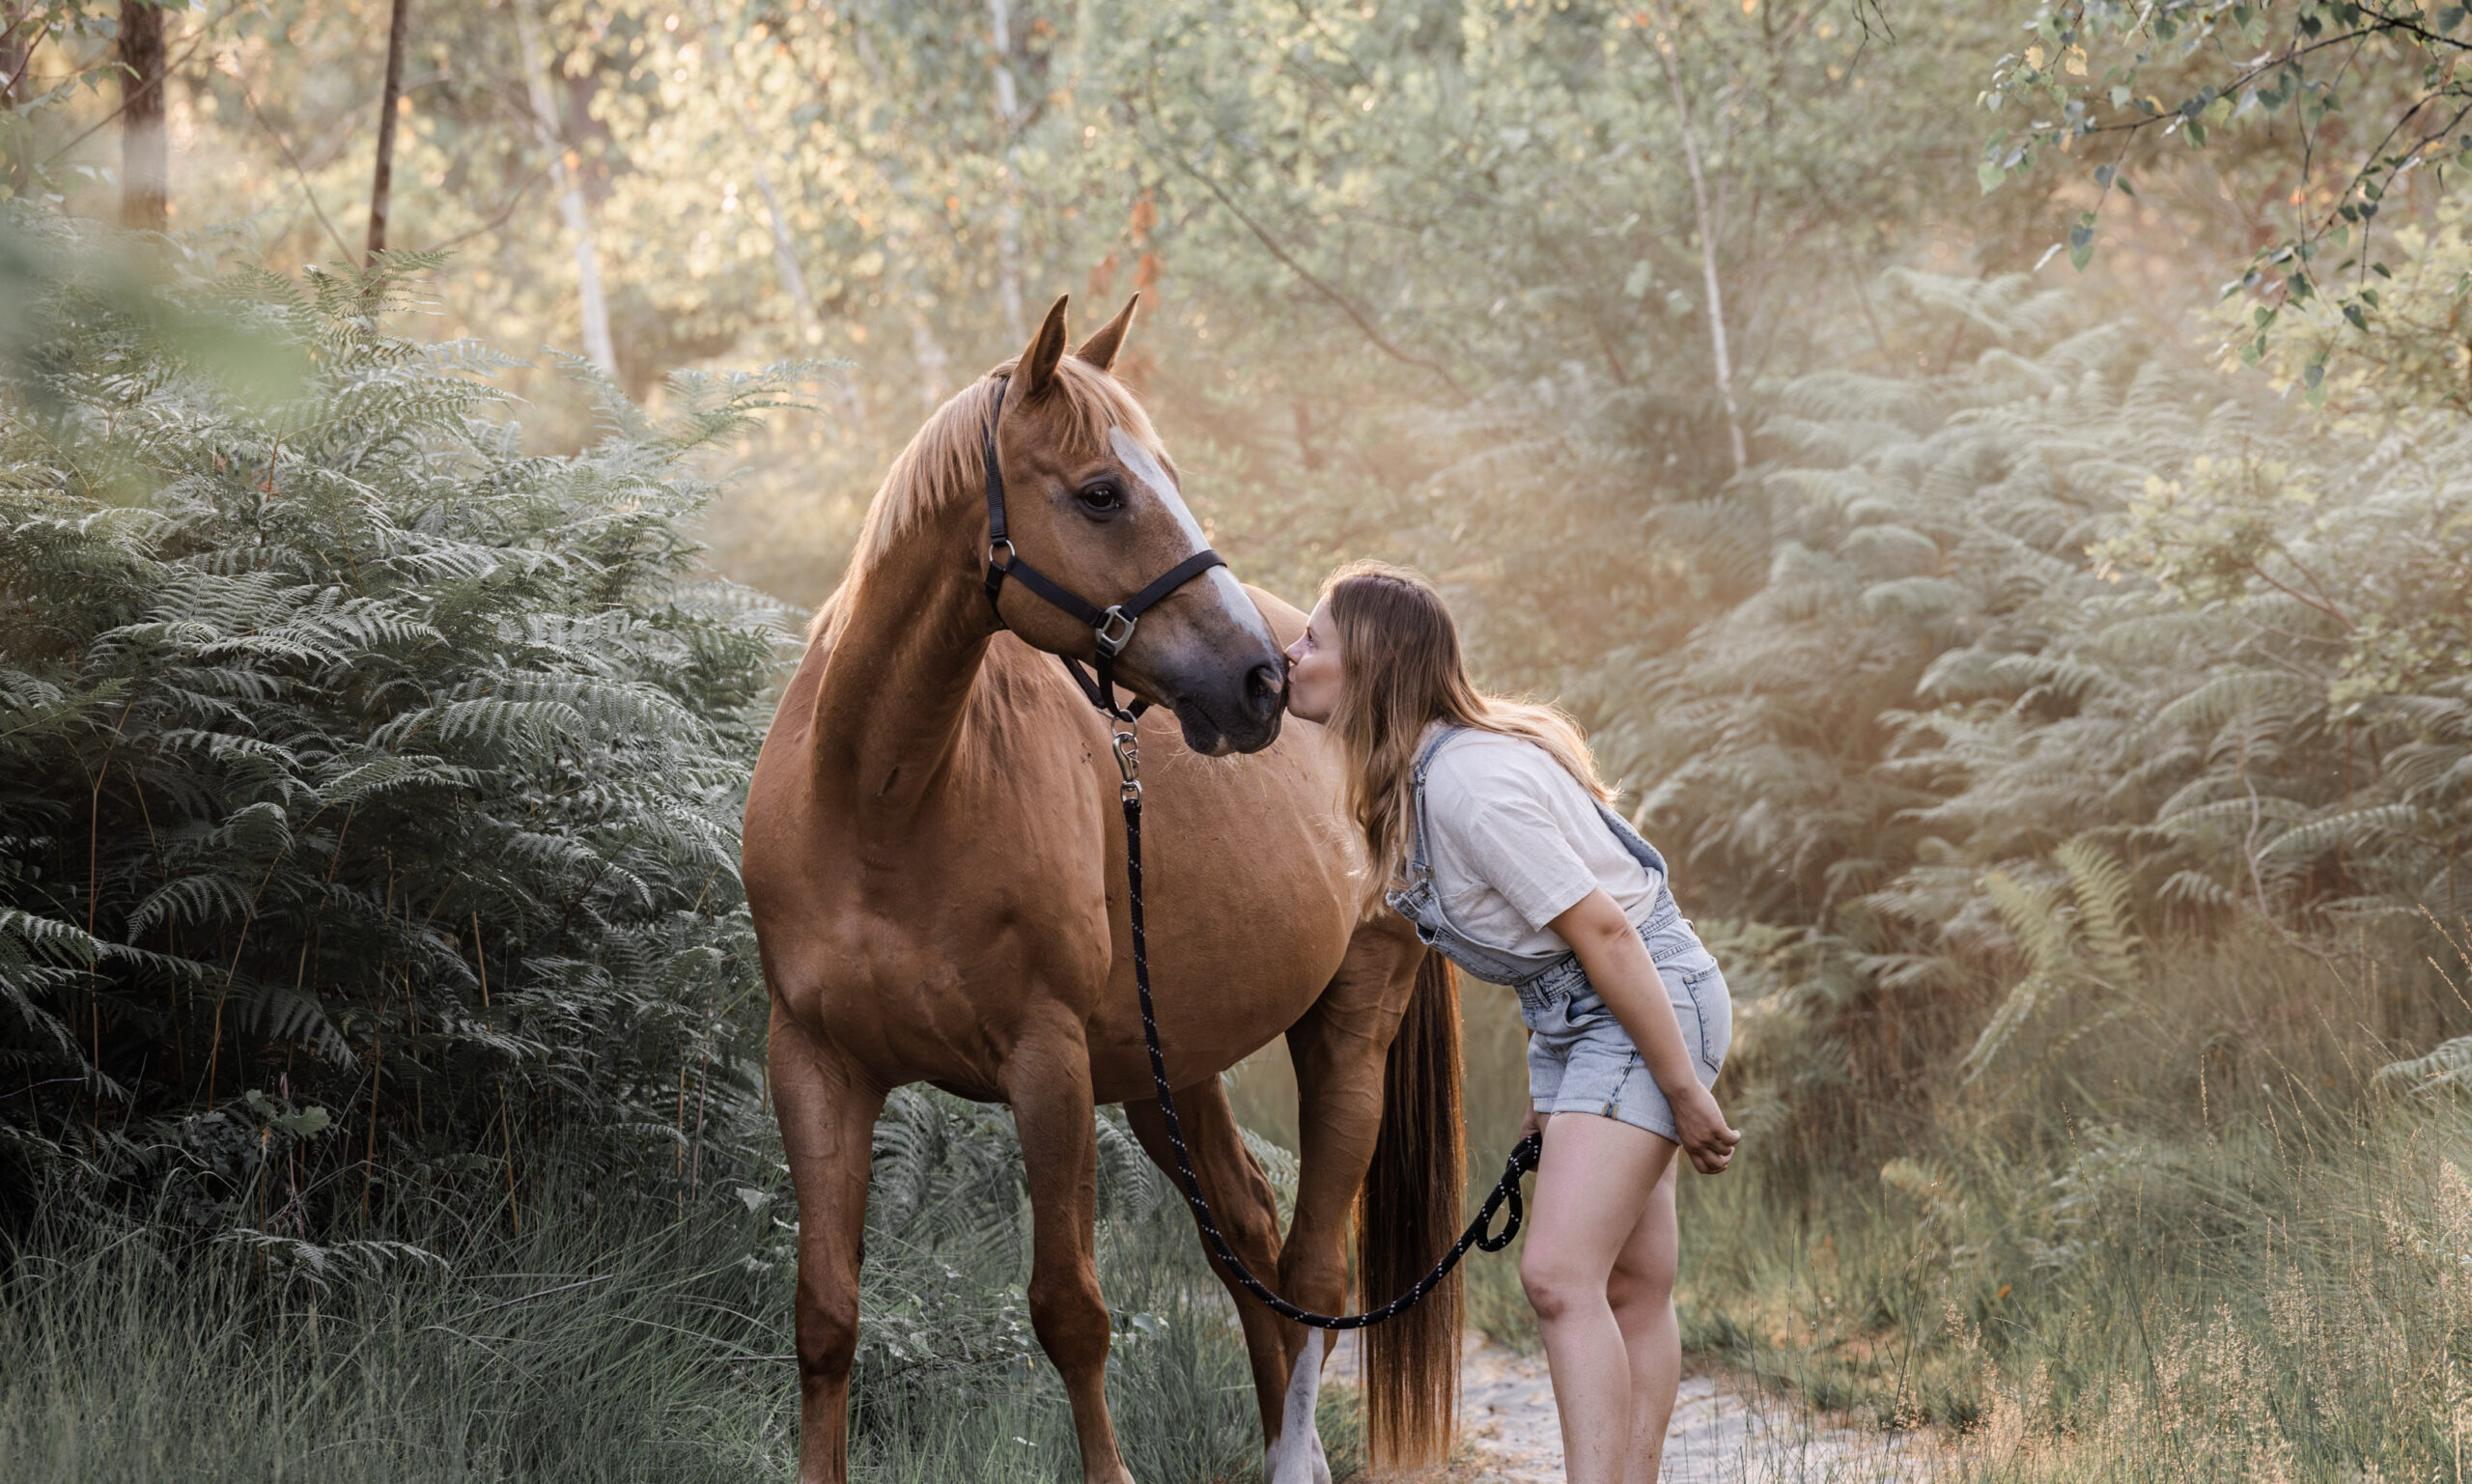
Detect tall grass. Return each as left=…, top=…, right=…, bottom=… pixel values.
left=0, top=1105, right=1285, bottom=1483
left=1671, top=928, right=2472, bottom=1477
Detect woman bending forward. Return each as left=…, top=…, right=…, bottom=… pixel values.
left=1283, top=561, right=1740, bottom=1484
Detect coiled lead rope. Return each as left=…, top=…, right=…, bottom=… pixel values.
left=1114, top=721, right=1541, bottom=1330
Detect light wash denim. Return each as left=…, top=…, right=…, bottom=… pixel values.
left=1385, top=726, right=1730, bottom=1142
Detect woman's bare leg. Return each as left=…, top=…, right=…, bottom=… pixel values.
left=1607, top=1160, right=1682, bottom=1482
left=1519, top=1111, right=1679, bottom=1484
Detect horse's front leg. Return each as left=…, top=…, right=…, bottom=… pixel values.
left=771, top=1005, right=887, bottom=1484
left=1005, top=1014, right=1138, bottom=1484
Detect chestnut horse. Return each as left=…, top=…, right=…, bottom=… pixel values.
left=743, top=295, right=1465, bottom=1484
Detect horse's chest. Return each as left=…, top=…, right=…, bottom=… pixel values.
left=811, top=853, right=1114, bottom=1037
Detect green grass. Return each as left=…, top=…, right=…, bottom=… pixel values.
left=1671, top=930, right=2472, bottom=1478
left=0, top=1117, right=1295, bottom=1483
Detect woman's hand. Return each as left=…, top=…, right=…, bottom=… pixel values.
left=1547, top=887, right=1743, bottom=1175
left=1667, top=1079, right=1739, bottom=1175
left=1519, top=1106, right=1548, bottom=1151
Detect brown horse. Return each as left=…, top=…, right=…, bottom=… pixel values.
left=743, top=294, right=1466, bottom=1484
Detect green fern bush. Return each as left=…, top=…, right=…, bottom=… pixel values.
left=1399, top=269, right=2472, bottom=1170
left=0, top=210, right=800, bottom=1235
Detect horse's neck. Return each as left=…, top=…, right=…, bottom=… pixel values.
left=809, top=517, right=994, bottom=820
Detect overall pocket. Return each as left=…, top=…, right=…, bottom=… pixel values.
left=1671, top=964, right=1730, bottom=1078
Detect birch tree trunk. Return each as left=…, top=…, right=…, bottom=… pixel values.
left=1652, top=21, right=1748, bottom=477
left=723, top=100, right=817, bottom=337
left=118, top=0, right=167, bottom=231
left=1, top=3, right=37, bottom=110
left=514, top=0, right=617, bottom=378
left=366, top=0, right=410, bottom=260
left=749, top=163, right=815, bottom=331
left=985, top=0, right=1025, bottom=344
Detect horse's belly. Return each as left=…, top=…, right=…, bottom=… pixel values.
left=1080, top=786, right=1362, bottom=1100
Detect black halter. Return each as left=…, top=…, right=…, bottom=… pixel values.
left=979, top=374, right=1227, bottom=721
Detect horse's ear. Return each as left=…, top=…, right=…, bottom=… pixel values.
left=1073, top=294, right=1139, bottom=373
left=1018, top=294, right=1071, bottom=401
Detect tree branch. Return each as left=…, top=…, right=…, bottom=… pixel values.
left=1154, top=141, right=1469, bottom=402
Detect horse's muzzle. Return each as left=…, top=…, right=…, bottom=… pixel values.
left=1169, top=658, right=1286, bottom=756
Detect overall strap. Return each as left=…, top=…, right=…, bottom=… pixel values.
left=1404, top=724, right=1466, bottom=881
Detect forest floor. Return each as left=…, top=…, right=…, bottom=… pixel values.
left=1327, top=1333, right=1938, bottom=1482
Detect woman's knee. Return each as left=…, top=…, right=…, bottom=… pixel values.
left=1605, top=1247, right=1674, bottom=1317
left=1519, top=1244, right=1603, bottom=1325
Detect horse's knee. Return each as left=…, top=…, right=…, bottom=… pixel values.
left=1026, top=1264, right=1112, bottom=1360
left=795, top=1275, right=860, bottom=1381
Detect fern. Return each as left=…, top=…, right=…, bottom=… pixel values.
left=0, top=207, right=801, bottom=1233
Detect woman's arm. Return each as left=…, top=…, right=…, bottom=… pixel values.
left=1546, top=887, right=1741, bottom=1174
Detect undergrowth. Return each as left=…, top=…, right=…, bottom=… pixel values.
left=0, top=1092, right=1296, bottom=1483
left=1672, top=928, right=2472, bottom=1478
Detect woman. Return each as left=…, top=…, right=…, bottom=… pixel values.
left=1282, top=560, right=1739, bottom=1484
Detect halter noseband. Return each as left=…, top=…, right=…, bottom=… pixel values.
left=979, top=372, right=1227, bottom=722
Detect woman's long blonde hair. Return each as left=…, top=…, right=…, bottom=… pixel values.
left=1320, top=561, right=1611, bottom=883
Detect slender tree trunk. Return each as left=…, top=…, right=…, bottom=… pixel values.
left=514, top=0, right=617, bottom=378
left=366, top=0, right=411, bottom=261
left=1, top=3, right=38, bottom=111
left=119, top=0, right=167, bottom=231
left=1651, top=21, right=1747, bottom=476
left=985, top=0, right=1024, bottom=343
left=749, top=163, right=815, bottom=327
left=724, top=101, right=817, bottom=335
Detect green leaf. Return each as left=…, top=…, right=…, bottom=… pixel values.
left=1979, top=159, right=2007, bottom=193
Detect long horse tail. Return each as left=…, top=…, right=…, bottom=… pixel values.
left=1357, top=948, right=1466, bottom=1470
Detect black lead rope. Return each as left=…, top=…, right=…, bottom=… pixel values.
left=1119, top=740, right=1543, bottom=1330
left=979, top=370, right=1541, bottom=1330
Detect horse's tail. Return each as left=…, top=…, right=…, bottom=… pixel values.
left=1358, top=948, right=1466, bottom=1470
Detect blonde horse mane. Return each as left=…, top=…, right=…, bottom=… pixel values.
left=823, top=358, right=1168, bottom=639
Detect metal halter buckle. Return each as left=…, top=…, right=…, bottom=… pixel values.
left=1094, top=605, right=1138, bottom=656
left=987, top=536, right=1017, bottom=570
left=1112, top=728, right=1140, bottom=801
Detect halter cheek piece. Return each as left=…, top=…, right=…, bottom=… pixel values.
left=978, top=373, right=1227, bottom=724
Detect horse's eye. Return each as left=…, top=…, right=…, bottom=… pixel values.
left=1076, top=483, right=1124, bottom=515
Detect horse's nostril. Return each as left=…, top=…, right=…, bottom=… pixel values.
left=1244, top=660, right=1282, bottom=720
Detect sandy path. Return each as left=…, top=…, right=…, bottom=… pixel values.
left=1330, top=1334, right=1932, bottom=1482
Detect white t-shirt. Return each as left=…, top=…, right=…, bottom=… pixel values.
left=1415, top=727, right=1660, bottom=958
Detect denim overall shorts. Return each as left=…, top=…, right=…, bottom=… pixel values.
left=1385, top=727, right=1730, bottom=1144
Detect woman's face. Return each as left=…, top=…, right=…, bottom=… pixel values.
left=1283, top=599, right=1343, bottom=724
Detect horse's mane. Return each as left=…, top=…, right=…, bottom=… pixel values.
left=843, top=356, right=1166, bottom=589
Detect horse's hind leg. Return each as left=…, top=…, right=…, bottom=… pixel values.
left=1123, top=1078, right=1304, bottom=1482
left=1275, top=926, right=1429, bottom=1482
left=771, top=1007, right=886, bottom=1484
left=1005, top=1022, right=1138, bottom=1484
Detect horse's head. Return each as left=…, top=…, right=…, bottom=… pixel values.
left=987, top=295, right=1286, bottom=756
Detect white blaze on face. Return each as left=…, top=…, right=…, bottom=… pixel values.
left=1106, top=424, right=1260, bottom=653
left=1110, top=426, right=1210, bottom=551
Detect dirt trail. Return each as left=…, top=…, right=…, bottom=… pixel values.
left=1331, top=1334, right=1933, bottom=1482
